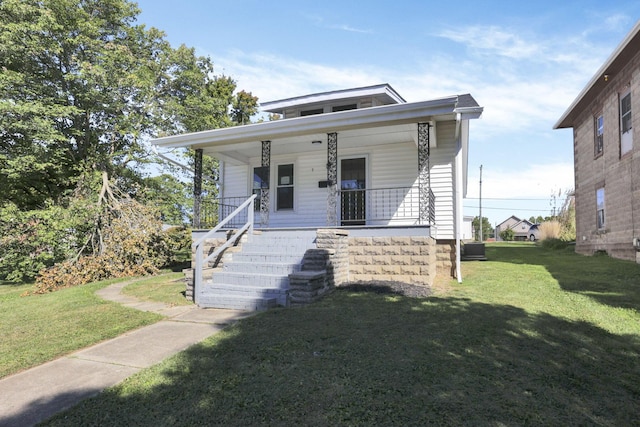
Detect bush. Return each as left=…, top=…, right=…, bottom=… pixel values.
left=541, top=238, right=570, bottom=250
left=538, top=221, right=562, bottom=241
left=499, top=228, right=515, bottom=241
left=0, top=201, right=97, bottom=283
left=31, top=199, right=171, bottom=294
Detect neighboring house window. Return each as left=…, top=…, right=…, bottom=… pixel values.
left=596, top=187, right=605, bottom=229
left=276, top=164, right=294, bottom=210
left=595, top=114, right=604, bottom=157
left=620, top=90, right=632, bottom=156
left=300, top=108, right=323, bottom=116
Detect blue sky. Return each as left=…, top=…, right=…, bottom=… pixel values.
left=135, top=0, right=640, bottom=226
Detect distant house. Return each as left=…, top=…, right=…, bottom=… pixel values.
left=496, top=216, right=534, bottom=241
left=153, top=84, right=483, bottom=308
left=554, top=21, right=640, bottom=261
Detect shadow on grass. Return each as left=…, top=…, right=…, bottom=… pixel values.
left=486, top=244, right=640, bottom=311
left=43, top=291, right=640, bottom=426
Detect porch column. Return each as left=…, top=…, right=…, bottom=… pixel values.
left=193, top=148, right=203, bottom=228
left=327, top=132, right=338, bottom=226
left=261, top=140, right=271, bottom=226
left=418, top=123, right=431, bottom=224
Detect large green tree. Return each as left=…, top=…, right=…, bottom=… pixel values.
left=0, top=0, right=258, bottom=282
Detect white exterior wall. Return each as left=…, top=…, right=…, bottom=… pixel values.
left=430, top=121, right=457, bottom=239
left=218, top=121, right=457, bottom=237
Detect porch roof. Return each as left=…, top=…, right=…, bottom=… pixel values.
left=152, top=94, right=482, bottom=163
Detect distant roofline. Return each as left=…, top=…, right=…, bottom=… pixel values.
left=554, top=20, right=640, bottom=129
left=260, top=83, right=406, bottom=113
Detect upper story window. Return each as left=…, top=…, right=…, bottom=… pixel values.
left=276, top=164, right=294, bottom=210
left=300, top=108, right=323, bottom=116
left=595, top=114, right=604, bottom=157
left=332, top=104, right=357, bottom=112
left=620, top=90, right=632, bottom=156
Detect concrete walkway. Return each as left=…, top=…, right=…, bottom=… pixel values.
left=0, top=278, right=251, bottom=427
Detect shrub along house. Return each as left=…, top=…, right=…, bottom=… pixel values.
left=152, top=84, right=483, bottom=309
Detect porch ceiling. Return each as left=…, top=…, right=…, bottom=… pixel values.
left=203, top=123, right=418, bottom=164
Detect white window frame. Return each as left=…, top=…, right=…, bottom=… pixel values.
left=620, top=90, right=632, bottom=156
left=276, top=163, right=294, bottom=211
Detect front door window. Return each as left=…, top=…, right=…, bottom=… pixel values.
left=340, top=157, right=366, bottom=225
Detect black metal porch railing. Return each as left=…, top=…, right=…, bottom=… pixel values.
left=338, top=186, right=435, bottom=225
left=199, top=187, right=436, bottom=228
left=200, top=196, right=251, bottom=229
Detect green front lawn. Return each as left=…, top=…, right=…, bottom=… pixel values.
left=0, top=277, right=171, bottom=378
left=43, top=243, right=640, bottom=426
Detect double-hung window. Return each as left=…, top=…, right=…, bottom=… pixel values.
left=276, top=164, right=294, bottom=210
left=596, top=187, right=605, bottom=230
left=595, top=114, right=604, bottom=157
left=620, top=90, right=632, bottom=156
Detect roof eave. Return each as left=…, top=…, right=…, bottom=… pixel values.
left=153, top=95, right=474, bottom=149
left=554, top=20, right=640, bottom=129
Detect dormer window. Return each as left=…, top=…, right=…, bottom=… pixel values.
left=300, top=108, right=323, bottom=116
left=332, top=104, right=357, bottom=112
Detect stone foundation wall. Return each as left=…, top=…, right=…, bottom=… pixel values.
left=348, top=235, right=436, bottom=286
left=436, top=239, right=456, bottom=277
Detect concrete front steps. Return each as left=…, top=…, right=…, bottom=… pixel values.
left=197, top=230, right=317, bottom=310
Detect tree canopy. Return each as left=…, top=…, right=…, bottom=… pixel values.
left=0, top=0, right=257, bottom=210
left=0, top=0, right=258, bottom=283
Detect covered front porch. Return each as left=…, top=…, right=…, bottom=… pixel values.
left=190, top=117, right=437, bottom=232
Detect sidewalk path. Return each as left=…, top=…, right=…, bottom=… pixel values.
left=0, top=278, right=251, bottom=427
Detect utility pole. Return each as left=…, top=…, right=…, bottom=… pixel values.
left=479, top=165, right=483, bottom=241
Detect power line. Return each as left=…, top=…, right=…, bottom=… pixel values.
left=464, top=205, right=552, bottom=212
left=465, top=197, right=568, bottom=201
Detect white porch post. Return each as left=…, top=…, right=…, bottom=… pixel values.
left=327, top=132, right=338, bottom=226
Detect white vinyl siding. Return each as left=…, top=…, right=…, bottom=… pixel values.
left=221, top=162, right=249, bottom=199
left=218, top=120, right=458, bottom=238
left=429, top=120, right=457, bottom=239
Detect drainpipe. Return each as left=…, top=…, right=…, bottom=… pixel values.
left=454, top=113, right=463, bottom=283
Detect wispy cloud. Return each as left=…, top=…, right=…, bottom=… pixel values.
left=437, top=25, right=542, bottom=60
left=301, top=12, right=372, bottom=34
left=330, top=24, right=372, bottom=34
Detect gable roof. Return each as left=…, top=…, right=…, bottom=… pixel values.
left=554, top=20, right=640, bottom=129
left=497, top=215, right=521, bottom=228
left=260, top=83, right=406, bottom=113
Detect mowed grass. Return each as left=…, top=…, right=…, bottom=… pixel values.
left=121, top=272, right=191, bottom=306
left=0, top=278, right=165, bottom=378
left=43, top=243, right=640, bottom=426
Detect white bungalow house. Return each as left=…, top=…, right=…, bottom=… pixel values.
left=152, top=84, right=483, bottom=310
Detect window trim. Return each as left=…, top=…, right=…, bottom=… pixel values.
left=620, top=89, right=632, bottom=157
left=596, top=186, right=605, bottom=230
left=276, top=163, right=295, bottom=211
left=594, top=113, right=604, bottom=158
